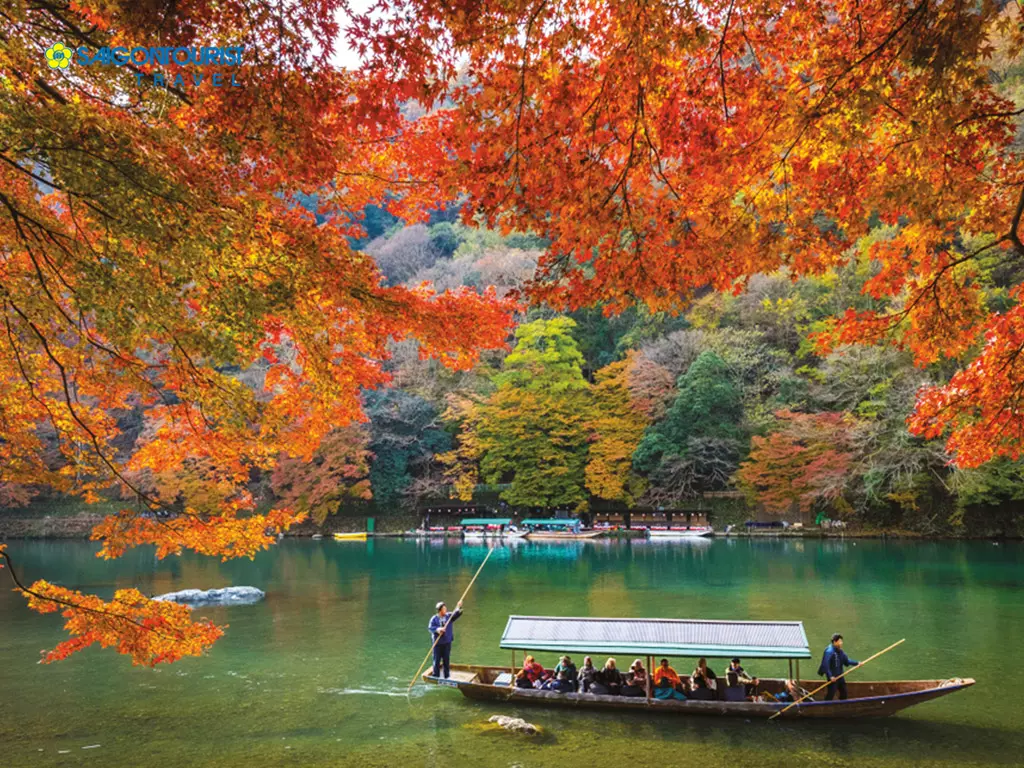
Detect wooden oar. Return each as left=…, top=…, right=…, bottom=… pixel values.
left=407, top=547, right=495, bottom=693
left=768, top=638, right=905, bottom=720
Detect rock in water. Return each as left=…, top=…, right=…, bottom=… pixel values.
left=487, top=716, right=540, bottom=735
left=152, top=586, right=265, bottom=607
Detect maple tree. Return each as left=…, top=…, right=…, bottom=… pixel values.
left=585, top=355, right=649, bottom=505
left=350, top=0, right=1024, bottom=467
left=269, top=426, right=373, bottom=524
left=0, top=0, right=514, bottom=663
left=736, top=410, right=856, bottom=515
left=8, top=0, right=1024, bottom=665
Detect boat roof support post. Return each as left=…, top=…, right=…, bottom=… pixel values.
left=647, top=655, right=653, bottom=704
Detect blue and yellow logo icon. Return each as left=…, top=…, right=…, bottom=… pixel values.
left=45, top=43, right=73, bottom=69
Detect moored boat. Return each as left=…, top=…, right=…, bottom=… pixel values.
left=332, top=532, right=368, bottom=541
left=460, top=518, right=527, bottom=539
left=647, top=526, right=714, bottom=538
left=521, top=518, right=603, bottom=540
left=423, top=615, right=974, bottom=719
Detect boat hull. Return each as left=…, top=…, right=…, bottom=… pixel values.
left=646, top=528, right=714, bottom=538
left=332, top=532, right=367, bottom=541
left=423, top=664, right=974, bottom=720
left=464, top=531, right=528, bottom=539
left=526, top=531, right=604, bottom=540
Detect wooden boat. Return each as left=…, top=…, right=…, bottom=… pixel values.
left=460, top=517, right=528, bottom=539
left=647, top=526, right=714, bottom=539
left=332, top=532, right=368, bottom=541
left=422, top=615, right=975, bottom=719
left=527, top=530, right=604, bottom=540
left=630, top=510, right=713, bottom=539
left=521, top=518, right=603, bottom=540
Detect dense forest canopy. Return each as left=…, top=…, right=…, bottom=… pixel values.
left=2, top=0, right=1024, bottom=663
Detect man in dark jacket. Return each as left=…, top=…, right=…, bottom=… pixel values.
left=818, top=633, right=860, bottom=700
left=427, top=599, right=463, bottom=678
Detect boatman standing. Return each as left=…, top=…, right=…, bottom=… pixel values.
left=428, top=599, right=463, bottom=678
left=818, top=632, right=860, bottom=700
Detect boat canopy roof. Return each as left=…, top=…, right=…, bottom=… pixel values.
left=460, top=518, right=512, bottom=526
left=520, top=519, right=579, bottom=527
left=500, top=616, right=811, bottom=659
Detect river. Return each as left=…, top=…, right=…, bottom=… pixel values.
left=1, top=537, right=1021, bottom=767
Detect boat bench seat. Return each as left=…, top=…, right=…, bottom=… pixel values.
left=492, top=672, right=514, bottom=687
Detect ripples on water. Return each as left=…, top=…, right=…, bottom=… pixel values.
left=1, top=537, right=1021, bottom=767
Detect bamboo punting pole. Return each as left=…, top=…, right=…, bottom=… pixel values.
left=768, top=638, right=905, bottom=720
left=407, top=547, right=495, bottom=693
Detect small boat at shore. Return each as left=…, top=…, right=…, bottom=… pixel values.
left=647, top=526, right=714, bottom=539
left=423, top=615, right=974, bottom=719
left=460, top=518, right=528, bottom=539
left=332, top=532, right=368, bottom=541
left=521, top=518, right=603, bottom=540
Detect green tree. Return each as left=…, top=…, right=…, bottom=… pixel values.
left=633, top=351, right=746, bottom=501
left=634, top=352, right=744, bottom=469
left=444, top=318, right=592, bottom=509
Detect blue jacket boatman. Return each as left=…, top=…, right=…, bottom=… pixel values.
left=428, top=599, right=463, bottom=678
left=818, top=632, right=860, bottom=701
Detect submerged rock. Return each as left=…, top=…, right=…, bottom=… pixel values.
left=487, top=715, right=540, bottom=735
left=152, top=586, right=265, bottom=607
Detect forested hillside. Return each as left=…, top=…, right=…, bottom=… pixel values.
left=6, top=209, right=1024, bottom=536
left=332, top=217, right=1024, bottom=536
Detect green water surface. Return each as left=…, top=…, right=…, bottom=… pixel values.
left=1, top=537, right=1021, bottom=767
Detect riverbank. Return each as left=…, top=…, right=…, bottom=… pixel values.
left=3, top=498, right=1020, bottom=540
left=2, top=512, right=1019, bottom=541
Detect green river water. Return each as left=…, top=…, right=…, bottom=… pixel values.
left=1, top=537, right=1021, bottom=767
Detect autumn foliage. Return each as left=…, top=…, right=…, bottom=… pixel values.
left=350, top=0, right=1024, bottom=466
left=24, top=583, right=225, bottom=667
left=0, top=545, right=222, bottom=665
left=736, top=411, right=856, bottom=515
left=6, top=0, right=1024, bottom=663
left=0, top=0, right=513, bottom=663
left=585, top=356, right=649, bottom=506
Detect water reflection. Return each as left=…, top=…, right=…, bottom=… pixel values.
left=1, top=538, right=1022, bottom=768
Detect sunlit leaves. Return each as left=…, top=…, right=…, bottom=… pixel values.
left=0, top=0, right=513, bottom=663
left=351, top=0, right=1024, bottom=467
left=585, top=356, right=649, bottom=505
left=23, top=582, right=224, bottom=666
left=443, top=319, right=592, bottom=509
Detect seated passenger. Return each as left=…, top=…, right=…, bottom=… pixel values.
left=723, top=670, right=747, bottom=702
left=590, top=657, right=624, bottom=695
left=691, top=657, right=718, bottom=691
left=578, top=656, right=598, bottom=693
left=725, top=657, right=759, bottom=697
left=620, top=659, right=648, bottom=697
left=515, top=655, right=548, bottom=689
left=653, top=658, right=687, bottom=700
left=773, top=678, right=810, bottom=703
left=543, top=655, right=578, bottom=692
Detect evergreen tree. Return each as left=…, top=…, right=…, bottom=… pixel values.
left=633, top=351, right=745, bottom=500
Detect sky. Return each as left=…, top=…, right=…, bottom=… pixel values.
left=330, top=0, right=373, bottom=71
